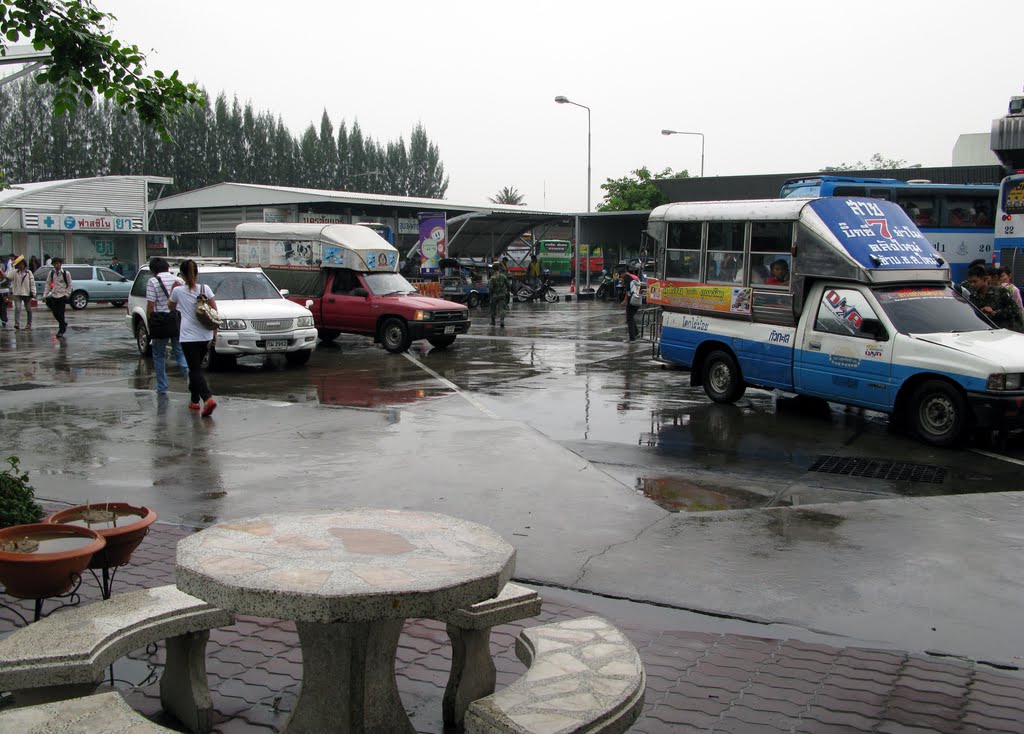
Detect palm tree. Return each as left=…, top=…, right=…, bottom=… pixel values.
left=489, top=186, right=526, bottom=206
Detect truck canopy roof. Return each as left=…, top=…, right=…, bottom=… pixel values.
left=236, top=223, right=399, bottom=272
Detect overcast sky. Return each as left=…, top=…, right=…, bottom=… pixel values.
left=99, top=0, right=1020, bottom=212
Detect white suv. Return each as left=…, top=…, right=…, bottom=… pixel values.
left=126, top=263, right=318, bottom=367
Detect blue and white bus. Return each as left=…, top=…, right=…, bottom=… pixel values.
left=780, top=176, right=999, bottom=282
left=646, top=197, right=1024, bottom=447
left=995, top=172, right=1024, bottom=277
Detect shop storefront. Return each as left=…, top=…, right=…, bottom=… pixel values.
left=0, top=176, right=172, bottom=276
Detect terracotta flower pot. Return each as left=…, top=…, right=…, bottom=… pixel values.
left=0, top=523, right=106, bottom=599
left=47, top=503, right=157, bottom=569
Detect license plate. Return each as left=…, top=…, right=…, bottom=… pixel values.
left=444, top=326, right=455, bottom=334
left=266, top=340, right=288, bottom=350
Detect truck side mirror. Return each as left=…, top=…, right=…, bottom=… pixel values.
left=860, top=318, right=888, bottom=341
left=279, top=289, right=290, bottom=296
left=352, top=287, right=369, bottom=298
left=305, top=299, right=314, bottom=308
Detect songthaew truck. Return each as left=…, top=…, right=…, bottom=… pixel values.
left=646, top=197, right=1024, bottom=447
left=236, top=223, right=471, bottom=353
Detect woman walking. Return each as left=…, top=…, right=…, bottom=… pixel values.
left=169, top=260, right=218, bottom=417
left=5, top=255, right=36, bottom=329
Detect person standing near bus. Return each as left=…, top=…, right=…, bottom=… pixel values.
left=621, top=268, right=641, bottom=342
left=967, top=264, right=1023, bottom=331
left=999, top=267, right=1023, bottom=311
left=527, top=254, right=541, bottom=286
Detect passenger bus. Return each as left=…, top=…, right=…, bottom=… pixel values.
left=780, top=176, right=999, bottom=282
left=645, top=197, right=1024, bottom=446
left=994, top=172, right=1024, bottom=278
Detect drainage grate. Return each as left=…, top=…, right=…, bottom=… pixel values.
left=808, top=456, right=947, bottom=484
left=0, top=383, right=48, bottom=391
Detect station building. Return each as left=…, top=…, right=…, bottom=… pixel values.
left=0, top=175, right=171, bottom=276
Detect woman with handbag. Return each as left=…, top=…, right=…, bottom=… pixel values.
left=145, top=257, right=189, bottom=396
left=169, top=259, right=219, bottom=417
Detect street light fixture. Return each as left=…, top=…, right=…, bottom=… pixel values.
left=556, top=95, right=592, bottom=293
left=661, top=129, right=705, bottom=178
left=555, top=96, right=591, bottom=212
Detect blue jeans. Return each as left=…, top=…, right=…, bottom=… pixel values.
left=152, top=337, right=188, bottom=394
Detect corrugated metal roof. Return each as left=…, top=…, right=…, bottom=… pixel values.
left=152, top=182, right=562, bottom=216
left=0, top=176, right=173, bottom=207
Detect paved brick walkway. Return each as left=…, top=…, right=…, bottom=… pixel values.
left=2, top=520, right=1024, bottom=733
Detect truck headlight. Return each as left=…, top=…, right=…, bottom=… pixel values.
left=297, top=316, right=314, bottom=328
left=222, top=319, right=246, bottom=330
left=988, top=373, right=1023, bottom=390
left=412, top=310, right=431, bottom=321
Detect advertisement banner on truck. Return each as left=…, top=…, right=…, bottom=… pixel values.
left=418, top=212, right=447, bottom=275
left=646, top=279, right=752, bottom=314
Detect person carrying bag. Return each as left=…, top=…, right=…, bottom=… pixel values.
left=145, top=257, right=189, bottom=396
left=169, top=259, right=219, bottom=416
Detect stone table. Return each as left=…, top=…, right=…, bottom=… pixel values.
left=175, top=508, right=516, bottom=734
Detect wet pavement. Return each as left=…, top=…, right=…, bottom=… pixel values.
left=2, top=302, right=1024, bottom=668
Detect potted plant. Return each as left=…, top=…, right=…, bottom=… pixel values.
left=0, top=456, right=106, bottom=601
left=0, top=456, right=43, bottom=529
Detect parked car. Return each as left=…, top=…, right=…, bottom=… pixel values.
left=34, top=264, right=131, bottom=309
left=125, top=263, right=318, bottom=368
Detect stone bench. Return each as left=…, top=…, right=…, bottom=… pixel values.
left=465, top=615, right=646, bottom=734
left=0, top=690, right=178, bottom=733
left=0, top=585, right=233, bottom=734
left=435, top=581, right=543, bottom=726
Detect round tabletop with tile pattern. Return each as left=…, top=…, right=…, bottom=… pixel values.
left=175, top=508, right=516, bottom=623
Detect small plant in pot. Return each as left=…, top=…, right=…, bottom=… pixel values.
left=0, top=456, right=43, bottom=530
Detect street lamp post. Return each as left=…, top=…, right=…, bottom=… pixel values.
left=661, top=129, right=705, bottom=178
left=555, top=95, right=591, bottom=291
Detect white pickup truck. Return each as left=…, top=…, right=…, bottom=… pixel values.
left=126, top=262, right=317, bottom=368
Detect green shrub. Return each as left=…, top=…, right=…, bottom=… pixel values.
left=0, top=456, right=44, bottom=528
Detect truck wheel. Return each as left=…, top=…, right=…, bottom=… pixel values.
left=428, top=335, right=457, bottom=349
left=380, top=318, right=411, bottom=353
left=285, top=349, right=312, bottom=367
left=467, top=292, right=481, bottom=308
left=70, top=290, right=88, bottom=310
left=204, top=347, right=236, bottom=371
left=909, top=380, right=967, bottom=447
left=135, top=321, right=151, bottom=357
left=317, top=329, right=341, bottom=342
left=702, top=349, right=746, bottom=404
left=543, top=288, right=559, bottom=303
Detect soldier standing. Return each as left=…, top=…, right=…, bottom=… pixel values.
left=967, top=264, right=1023, bottom=331
left=488, top=262, right=510, bottom=328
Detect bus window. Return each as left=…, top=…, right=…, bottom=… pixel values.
left=833, top=186, right=894, bottom=201
left=895, top=194, right=936, bottom=227
left=942, top=198, right=992, bottom=228
left=706, top=222, right=745, bottom=284
left=750, top=222, right=792, bottom=287
left=666, top=221, right=702, bottom=279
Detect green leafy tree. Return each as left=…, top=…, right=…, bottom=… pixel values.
left=597, top=166, right=686, bottom=212
left=407, top=122, right=448, bottom=198
left=489, top=186, right=525, bottom=206
left=0, top=0, right=204, bottom=138
left=823, top=153, right=908, bottom=172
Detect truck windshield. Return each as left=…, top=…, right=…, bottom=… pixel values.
left=874, top=286, right=993, bottom=334
left=200, top=272, right=282, bottom=300
left=364, top=273, right=417, bottom=296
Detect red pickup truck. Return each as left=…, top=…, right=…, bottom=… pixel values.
left=237, top=223, right=470, bottom=353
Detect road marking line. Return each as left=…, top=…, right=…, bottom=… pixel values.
left=970, top=448, right=1024, bottom=466
left=402, top=352, right=498, bottom=419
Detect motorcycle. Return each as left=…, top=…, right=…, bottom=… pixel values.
left=595, top=272, right=616, bottom=301
left=515, top=271, right=560, bottom=303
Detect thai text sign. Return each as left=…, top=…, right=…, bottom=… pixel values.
left=646, top=279, right=752, bottom=314
left=809, top=198, right=941, bottom=270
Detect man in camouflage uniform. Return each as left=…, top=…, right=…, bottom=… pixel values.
left=488, top=262, right=511, bottom=327
left=967, top=264, right=1023, bottom=331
